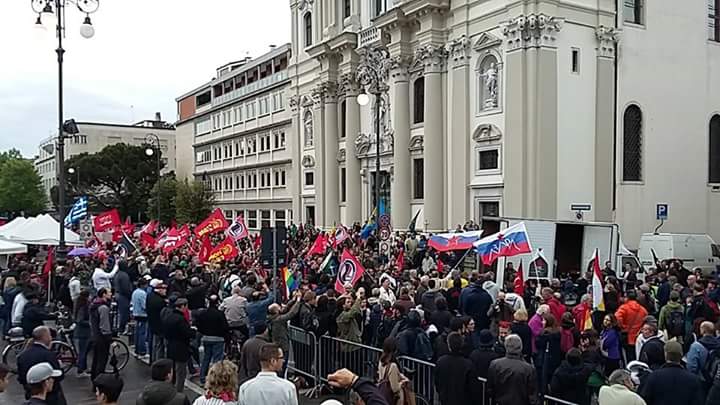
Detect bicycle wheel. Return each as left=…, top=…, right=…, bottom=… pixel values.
left=2, top=341, right=26, bottom=373
left=106, top=338, right=129, bottom=373
left=51, top=341, right=77, bottom=374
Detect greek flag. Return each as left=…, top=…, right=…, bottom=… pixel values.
left=64, top=196, right=88, bottom=228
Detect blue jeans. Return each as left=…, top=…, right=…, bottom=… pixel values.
left=134, top=318, right=148, bottom=355
left=200, top=340, right=225, bottom=384
left=75, top=337, right=90, bottom=372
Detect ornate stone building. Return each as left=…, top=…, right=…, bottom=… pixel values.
left=287, top=0, right=720, bottom=246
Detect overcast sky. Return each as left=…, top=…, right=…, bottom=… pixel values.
left=0, top=0, right=291, bottom=158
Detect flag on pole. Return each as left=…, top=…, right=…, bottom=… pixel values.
left=335, top=249, right=366, bottom=294
left=282, top=267, right=297, bottom=299
left=331, top=226, right=349, bottom=248
left=514, top=260, right=525, bottom=296
left=408, top=209, right=422, bottom=233
left=226, top=216, right=249, bottom=241
left=592, top=248, right=605, bottom=311
left=93, top=209, right=121, bottom=232
left=428, top=230, right=484, bottom=252
left=140, top=232, right=156, bottom=249
left=395, top=248, right=405, bottom=271
left=194, top=208, right=229, bottom=239
left=114, top=232, right=137, bottom=258
left=473, top=222, right=532, bottom=265
left=43, top=246, right=54, bottom=278
left=122, top=217, right=134, bottom=235
left=64, top=196, right=88, bottom=228
left=319, top=251, right=334, bottom=275
left=138, top=220, right=158, bottom=236
left=306, top=233, right=329, bottom=258
left=198, top=236, right=212, bottom=263
left=360, top=207, right=378, bottom=240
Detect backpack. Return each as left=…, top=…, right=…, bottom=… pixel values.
left=413, top=330, right=434, bottom=361
left=667, top=309, right=685, bottom=338
left=378, top=363, right=399, bottom=405
left=703, top=347, right=720, bottom=382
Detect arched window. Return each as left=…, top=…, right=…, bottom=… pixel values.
left=303, top=110, right=314, bottom=147
left=623, top=104, right=643, bottom=182
left=710, top=115, right=720, bottom=183
left=304, top=13, right=312, bottom=47
left=478, top=55, right=499, bottom=112
left=340, top=100, right=347, bottom=139
left=413, top=77, right=424, bottom=124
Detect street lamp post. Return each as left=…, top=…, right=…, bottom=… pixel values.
left=67, top=167, right=79, bottom=188
left=31, top=0, right=99, bottom=255
left=356, top=46, right=390, bottom=259
left=145, top=134, right=161, bottom=223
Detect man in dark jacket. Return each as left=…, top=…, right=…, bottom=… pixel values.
left=17, top=326, right=66, bottom=405
left=162, top=298, right=194, bottom=393
left=136, top=359, right=190, bottom=405
left=487, top=334, right=538, bottom=405
left=550, top=348, right=592, bottom=405
left=113, top=261, right=133, bottom=335
left=194, top=295, right=229, bottom=385
left=146, top=282, right=167, bottom=362
left=460, top=279, right=493, bottom=343
left=396, top=311, right=432, bottom=360
left=185, top=278, right=207, bottom=311
left=239, top=323, right=271, bottom=383
left=89, top=288, right=113, bottom=380
left=166, top=270, right=188, bottom=298
left=435, top=332, right=481, bottom=405
left=639, top=341, right=705, bottom=405
left=444, top=278, right=463, bottom=313
left=420, top=280, right=441, bottom=314
left=470, top=329, right=502, bottom=379
left=21, top=293, right=56, bottom=337
left=429, top=297, right=452, bottom=333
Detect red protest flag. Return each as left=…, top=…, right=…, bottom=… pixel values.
left=198, top=236, right=212, bottom=263
left=195, top=208, right=229, bottom=239
left=178, top=224, right=191, bottom=240
left=226, top=216, right=249, bottom=241
left=514, top=260, right=525, bottom=296
left=161, top=227, right=188, bottom=254
left=122, top=217, right=134, bottom=235
left=253, top=234, right=262, bottom=251
left=208, top=236, right=239, bottom=263
left=306, top=233, right=329, bottom=258
left=395, top=248, right=405, bottom=271
left=140, top=232, right=156, bottom=249
left=93, top=209, right=121, bottom=232
left=335, top=249, right=366, bottom=295
left=43, top=246, right=54, bottom=277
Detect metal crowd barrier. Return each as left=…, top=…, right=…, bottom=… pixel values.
left=287, top=327, right=578, bottom=405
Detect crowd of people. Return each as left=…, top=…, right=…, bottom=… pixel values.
left=1, top=219, right=720, bottom=405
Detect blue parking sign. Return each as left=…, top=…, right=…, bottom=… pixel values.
left=656, top=204, right=669, bottom=220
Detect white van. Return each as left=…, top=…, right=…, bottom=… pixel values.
left=637, top=233, right=720, bottom=276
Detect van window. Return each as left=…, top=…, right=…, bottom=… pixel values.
left=712, top=244, right=720, bottom=258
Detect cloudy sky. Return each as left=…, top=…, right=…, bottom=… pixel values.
left=0, top=0, right=291, bottom=158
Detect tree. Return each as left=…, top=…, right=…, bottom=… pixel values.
left=175, top=179, right=215, bottom=225
left=0, top=158, right=47, bottom=215
left=147, top=173, right=177, bottom=226
left=61, top=143, right=165, bottom=221
left=0, top=149, right=22, bottom=168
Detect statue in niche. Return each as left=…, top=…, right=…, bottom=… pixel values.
left=303, top=111, right=313, bottom=147
left=480, top=62, right=498, bottom=108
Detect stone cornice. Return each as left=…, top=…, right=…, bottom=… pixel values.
left=502, top=14, right=564, bottom=51
left=446, top=35, right=471, bottom=67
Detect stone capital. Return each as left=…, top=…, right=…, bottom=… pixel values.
left=388, top=54, right=412, bottom=82
left=289, top=95, right=301, bottom=113
left=338, top=73, right=359, bottom=98
left=445, top=35, right=471, bottom=67
left=414, top=44, right=448, bottom=73
left=502, top=14, right=564, bottom=51
left=312, top=81, right=339, bottom=105
left=595, top=25, right=620, bottom=58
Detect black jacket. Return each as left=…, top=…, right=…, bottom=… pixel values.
left=185, top=285, right=207, bottom=310
left=639, top=335, right=666, bottom=370
left=167, top=279, right=188, bottom=298
left=194, top=306, right=229, bottom=338
left=434, top=353, right=482, bottom=405
left=487, top=354, right=539, bottom=405
left=549, top=361, right=592, bottom=405
left=511, top=321, right=533, bottom=360
left=352, top=378, right=391, bottom=405
left=146, top=291, right=166, bottom=335
left=135, top=381, right=190, bottom=405
left=162, top=309, right=194, bottom=362
left=113, top=270, right=133, bottom=299
left=21, top=303, right=55, bottom=337
left=429, top=310, right=453, bottom=333
left=460, top=282, right=493, bottom=331
left=639, top=363, right=705, bottom=405
left=470, top=346, right=503, bottom=379
left=17, top=343, right=66, bottom=405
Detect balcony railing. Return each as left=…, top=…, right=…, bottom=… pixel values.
left=212, top=71, right=288, bottom=107
left=358, top=26, right=381, bottom=48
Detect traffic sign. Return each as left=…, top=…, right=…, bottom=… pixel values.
left=656, top=203, right=669, bottom=220
left=570, top=203, right=592, bottom=212
left=379, top=214, right=391, bottom=228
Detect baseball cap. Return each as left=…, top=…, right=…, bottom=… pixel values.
left=26, top=362, right=61, bottom=384
left=150, top=279, right=167, bottom=289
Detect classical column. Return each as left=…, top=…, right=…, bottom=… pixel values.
left=446, top=36, right=471, bottom=227
left=341, top=73, right=362, bottom=225
left=311, top=87, right=326, bottom=227
left=595, top=26, right=619, bottom=222
left=288, top=95, right=302, bottom=220
left=416, top=44, right=447, bottom=231
left=322, top=82, right=340, bottom=225
left=389, top=55, right=412, bottom=229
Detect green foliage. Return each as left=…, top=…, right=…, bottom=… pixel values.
left=147, top=173, right=177, bottom=226
left=175, top=179, right=215, bottom=225
left=0, top=157, right=47, bottom=215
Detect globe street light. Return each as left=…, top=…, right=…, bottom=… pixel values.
left=31, top=0, right=100, bottom=258
left=67, top=167, right=79, bottom=188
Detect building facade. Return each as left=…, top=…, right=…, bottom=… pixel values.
left=288, top=0, right=720, bottom=247
left=175, top=45, right=294, bottom=230
left=35, top=117, right=176, bottom=200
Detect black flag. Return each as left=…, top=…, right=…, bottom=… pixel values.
left=408, top=209, right=422, bottom=233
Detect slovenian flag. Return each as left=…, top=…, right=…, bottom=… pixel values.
left=591, top=248, right=605, bottom=311
left=428, top=230, right=484, bottom=252
left=473, top=222, right=532, bottom=265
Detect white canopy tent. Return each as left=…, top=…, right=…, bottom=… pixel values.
left=0, top=214, right=83, bottom=246
left=0, top=217, right=28, bottom=237
left=0, top=239, right=27, bottom=255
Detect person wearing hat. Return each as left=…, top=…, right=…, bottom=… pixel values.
left=638, top=340, right=705, bottom=405
left=162, top=297, right=194, bottom=393
left=146, top=280, right=168, bottom=362
left=132, top=277, right=150, bottom=360
left=487, top=334, right=538, bottom=405
left=22, top=362, right=62, bottom=405
left=17, top=327, right=66, bottom=405
left=470, top=329, right=503, bottom=379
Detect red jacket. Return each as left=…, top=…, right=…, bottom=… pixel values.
left=572, top=302, right=591, bottom=330
left=547, top=297, right=567, bottom=322
left=615, top=300, right=648, bottom=345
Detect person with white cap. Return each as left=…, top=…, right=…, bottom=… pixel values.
left=17, top=326, right=66, bottom=405
left=22, top=362, right=62, bottom=405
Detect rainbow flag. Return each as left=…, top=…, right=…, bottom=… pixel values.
left=282, top=267, right=297, bottom=299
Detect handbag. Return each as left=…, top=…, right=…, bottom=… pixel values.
left=378, top=363, right=399, bottom=405
left=401, top=380, right=416, bottom=405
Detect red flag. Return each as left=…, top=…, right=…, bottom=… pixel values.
left=198, top=236, right=212, bottom=262
left=93, top=209, right=121, bottom=232
left=514, top=260, right=525, bottom=296
left=335, top=249, right=366, bottom=294
left=111, top=227, right=123, bottom=242
left=162, top=227, right=188, bottom=254
left=208, top=236, right=239, bottom=263
left=43, top=247, right=54, bottom=277
left=437, top=258, right=445, bottom=274
left=226, top=216, right=249, bottom=241
left=178, top=224, right=191, bottom=240
left=395, top=248, right=405, bottom=271
left=122, top=217, right=134, bottom=235
left=140, top=232, right=156, bottom=249
left=194, top=208, right=229, bottom=239
left=332, top=226, right=349, bottom=249
left=139, top=220, right=158, bottom=236
left=253, top=234, right=262, bottom=251
left=306, top=233, right=329, bottom=258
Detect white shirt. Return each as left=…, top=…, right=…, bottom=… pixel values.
left=379, top=287, right=397, bottom=305
left=92, top=262, right=118, bottom=291
left=238, top=372, right=298, bottom=405
left=11, top=293, right=27, bottom=326
left=598, top=384, right=646, bottom=405
left=69, top=277, right=81, bottom=301
left=192, top=397, right=237, bottom=405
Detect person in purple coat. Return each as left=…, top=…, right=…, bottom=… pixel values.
left=529, top=304, right=550, bottom=354
left=600, top=314, right=622, bottom=376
